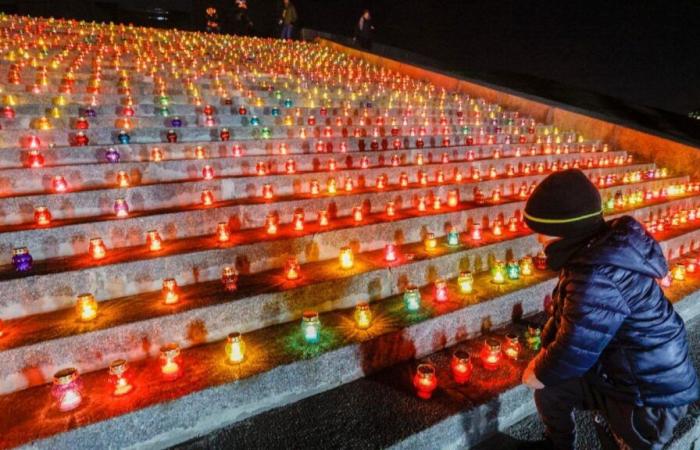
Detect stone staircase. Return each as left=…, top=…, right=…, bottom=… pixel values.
left=0, top=14, right=699, bottom=449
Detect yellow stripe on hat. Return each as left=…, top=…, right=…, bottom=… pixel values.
left=524, top=209, right=603, bottom=224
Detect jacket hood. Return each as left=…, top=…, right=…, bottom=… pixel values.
left=569, top=216, right=668, bottom=278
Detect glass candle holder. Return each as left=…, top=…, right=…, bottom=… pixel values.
left=534, top=251, right=548, bottom=270
left=221, top=266, right=239, bottom=292
left=434, top=278, right=448, bottom=302
left=146, top=230, right=163, bottom=251
left=519, top=256, right=534, bottom=276
left=354, top=302, right=372, bottom=330
left=162, top=278, right=179, bottom=305
left=492, top=261, right=506, bottom=284
left=262, top=184, right=274, bottom=200
left=384, top=244, right=398, bottom=262
left=34, top=206, right=52, bottom=226
left=301, top=311, right=321, bottom=344
left=116, top=171, right=129, bottom=187
left=447, top=190, right=459, bottom=207
left=109, top=359, right=133, bottom=396
left=504, top=333, right=521, bottom=360
left=293, top=211, right=305, bottom=231
left=457, top=271, right=474, bottom=294
left=225, top=332, right=245, bottom=364
left=76, top=293, right=97, bottom=321
left=403, top=285, right=421, bottom=312
left=215, top=222, right=230, bottom=243
left=413, top=363, right=438, bottom=400
left=526, top=325, right=542, bottom=351
left=446, top=227, right=460, bottom=247
left=151, top=147, right=164, bottom=162
left=480, top=338, right=502, bottom=371
left=52, top=175, right=68, bottom=193
left=160, top=343, right=181, bottom=380
left=339, top=246, right=354, bottom=270
left=424, top=233, right=437, bottom=251
left=12, top=247, right=33, bottom=272
left=470, top=223, right=482, bottom=241
left=673, top=264, right=686, bottom=281
left=506, top=260, right=521, bottom=280
left=201, top=190, right=214, bottom=206
left=105, top=147, right=120, bottom=163
left=353, top=206, right=363, bottom=222
left=113, top=198, right=129, bottom=218
left=52, top=368, right=83, bottom=412
left=285, top=257, right=301, bottom=280
left=265, top=214, right=278, bottom=235
left=89, top=237, right=106, bottom=260
left=451, top=350, right=473, bottom=384
left=318, top=210, right=329, bottom=227
left=386, top=201, right=396, bottom=217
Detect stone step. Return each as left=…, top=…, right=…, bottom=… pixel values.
left=0, top=198, right=696, bottom=396
left=3, top=254, right=698, bottom=449
left=0, top=145, right=612, bottom=195
left=0, top=156, right=642, bottom=224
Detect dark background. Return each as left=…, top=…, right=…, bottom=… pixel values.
left=1, top=0, right=699, bottom=117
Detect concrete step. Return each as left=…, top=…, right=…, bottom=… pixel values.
left=4, top=257, right=699, bottom=449
left=0, top=156, right=642, bottom=224
left=0, top=195, right=697, bottom=396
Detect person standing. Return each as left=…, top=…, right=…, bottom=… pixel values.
left=355, top=9, right=374, bottom=50
left=279, top=0, right=297, bottom=40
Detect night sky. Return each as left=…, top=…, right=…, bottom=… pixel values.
left=3, top=0, right=699, bottom=116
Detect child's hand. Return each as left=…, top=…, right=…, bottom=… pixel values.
left=522, top=359, right=545, bottom=389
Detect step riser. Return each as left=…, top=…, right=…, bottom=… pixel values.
left=0, top=149, right=620, bottom=195
left=0, top=171, right=669, bottom=262
left=0, top=160, right=644, bottom=224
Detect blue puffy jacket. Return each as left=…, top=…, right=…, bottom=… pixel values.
left=534, top=216, right=700, bottom=407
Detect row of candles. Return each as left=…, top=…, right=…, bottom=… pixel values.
left=44, top=243, right=700, bottom=412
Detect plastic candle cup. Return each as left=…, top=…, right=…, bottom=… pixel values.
left=451, top=350, right=473, bottom=384
left=285, top=257, right=301, bottom=280
left=34, top=206, right=51, bottom=226
left=225, top=332, right=245, bottom=364
left=146, top=230, right=163, bottom=251
left=447, top=228, right=460, bottom=247
left=113, top=198, right=129, bottom=218
left=492, top=261, right=506, bottom=284
left=424, top=233, right=437, bottom=251
left=457, top=271, right=474, bottom=294
left=354, top=302, right=372, bottom=330
left=339, top=247, right=354, bottom=270
left=403, top=285, right=421, bottom=312
left=52, top=368, right=83, bottom=412
left=301, top=311, right=321, bottom=344
left=89, top=237, right=106, bottom=260
left=519, top=256, right=534, bottom=276
left=162, top=278, right=179, bottom=305
left=76, top=293, right=97, bottom=321
left=504, top=333, right=521, bottom=360
left=109, top=359, right=133, bottom=396
left=526, top=325, right=542, bottom=351
left=481, top=339, right=502, bottom=371
left=215, top=222, right=230, bottom=243
left=12, top=247, right=33, bottom=272
left=413, top=363, right=438, bottom=400
left=434, top=278, right=448, bottom=302
left=506, top=261, right=521, bottom=280
left=221, top=266, right=239, bottom=292
left=160, top=343, right=181, bottom=380
left=673, top=264, right=686, bottom=281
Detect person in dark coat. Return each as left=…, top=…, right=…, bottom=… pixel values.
left=519, top=169, right=699, bottom=450
left=278, top=0, right=297, bottom=40
left=355, top=9, right=374, bottom=50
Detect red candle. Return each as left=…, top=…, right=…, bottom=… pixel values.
left=413, top=363, right=438, bottom=400
left=451, top=350, right=473, bottom=384
left=480, top=339, right=502, bottom=371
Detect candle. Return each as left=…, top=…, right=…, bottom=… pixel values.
left=506, top=260, right=521, bottom=280
left=265, top=214, right=278, bottom=235
left=162, top=278, right=179, bottom=305
left=34, top=206, right=52, bottom=226
left=447, top=227, right=460, bottom=247
left=285, top=257, right=301, bottom=280
left=27, top=150, right=44, bottom=168
left=413, top=363, right=438, bottom=400
left=225, top=332, right=245, bottom=364
left=354, top=302, right=372, bottom=330
left=492, top=261, right=506, bottom=284
left=339, top=247, right=354, bottom=269
left=447, top=190, right=459, bottom=207
left=52, top=175, right=68, bottom=193
left=146, top=230, right=163, bottom=251
left=160, top=343, right=181, bottom=380
left=470, top=223, right=482, bottom=241
left=504, top=333, right=521, bottom=360
left=52, top=368, right=83, bottom=412
left=384, top=244, right=398, bottom=262
left=673, top=264, right=686, bottom=281
left=116, top=171, right=130, bottom=187
left=424, top=233, right=437, bottom=251
left=12, top=247, right=33, bottom=272
left=480, top=339, right=501, bottom=371
left=526, top=325, right=542, bottom=351
left=451, top=350, right=472, bottom=384
left=434, top=278, right=448, bottom=302
left=403, top=285, right=421, bottom=312
left=457, top=271, right=474, bottom=294
left=201, top=190, right=214, bottom=206
left=109, top=359, right=133, bottom=396
left=76, top=293, right=98, bottom=321
left=113, top=198, right=129, bottom=218
left=89, top=237, right=107, bottom=260
left=221, top=266, right=239, bottom=292
left=386, top=201, right=396, bottom=217
left=301, top=311, right=321, bottom=344
left=519, top=256, right=534, bottom=276
left=534, top=250, right=548, bottom=270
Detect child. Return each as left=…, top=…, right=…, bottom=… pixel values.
left=519, top=169, right=699, bottom=449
